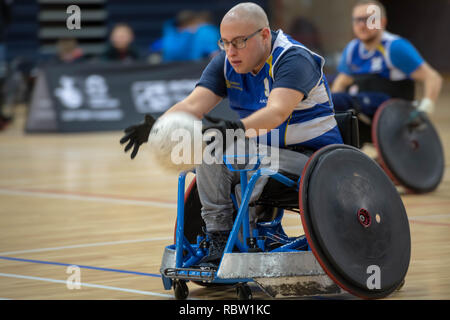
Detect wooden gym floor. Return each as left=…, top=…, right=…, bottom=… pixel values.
left=0, top=81, right=449, bottom=300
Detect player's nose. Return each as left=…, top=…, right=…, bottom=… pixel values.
left=226, top=45, right=238, bottom=56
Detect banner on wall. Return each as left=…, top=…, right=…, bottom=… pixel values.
left=26, top=60, right=236, bottom=133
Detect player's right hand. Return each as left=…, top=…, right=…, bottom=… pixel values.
left=120, top=114, right=155, bottom=159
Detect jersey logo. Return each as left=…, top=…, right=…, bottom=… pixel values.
left=370, top=57, right=383, bottom=72
left=226, top=80, right=242, bottom=91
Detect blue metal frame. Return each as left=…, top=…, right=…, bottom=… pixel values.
left=167, top=154, right=309, bottom=285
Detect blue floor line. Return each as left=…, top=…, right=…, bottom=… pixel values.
left=0, top=257, right=344, bottom=300
left=0, top=256, right=162, bottom=278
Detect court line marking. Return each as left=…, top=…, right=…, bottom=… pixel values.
left=0, top=237, right=172, bottom=256
left=0, top=272, right=173, bottom=298
left=5, top=187, right=450, bottom=210
left=410, top=213, right=450, bottom=220
left=403, top=200, right=450, bottom=208
left=0, top=256, right=162, bottom=278
left=2, top=187, right=450, bottom=217
left=409, top=219, right=450, bottom=227
left=1, top=212, right=446, bottom=256
left=283, top=211, right=450, bottom=226
left=0, top=188, right=177, bottom=208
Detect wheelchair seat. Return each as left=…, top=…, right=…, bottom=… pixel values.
left=334, top=110, right=360, bottom=148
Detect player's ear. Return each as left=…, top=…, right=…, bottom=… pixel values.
left=381, top=16, right=387, bottom=29
left=261, top=27, right=271, bottom=41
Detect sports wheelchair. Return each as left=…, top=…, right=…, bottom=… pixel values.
left=159, top=110, right=411, bottom=300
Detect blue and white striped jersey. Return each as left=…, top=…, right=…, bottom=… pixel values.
left=198, top=29, right=343, bottom=150
left=338, top=31, right=424, bottom=81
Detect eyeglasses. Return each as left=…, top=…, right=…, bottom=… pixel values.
left=218, top=28, right=263, bottom=50
left=352, top=15, right=371, bottom=25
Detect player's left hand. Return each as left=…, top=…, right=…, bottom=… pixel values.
left=202, top=115, right=245, bottom=151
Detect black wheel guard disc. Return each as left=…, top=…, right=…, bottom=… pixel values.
left=299, top=144, right=411, bottom=299
left=372, top=99, right=444, bottom=193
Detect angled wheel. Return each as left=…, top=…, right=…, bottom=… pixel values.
left=174, top=177, right=205, bottom=244
left=299, top=144, right=411, bottom=299
left=372, top=99, right=444, bottom=193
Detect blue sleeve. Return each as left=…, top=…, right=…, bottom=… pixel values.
left=196, top=50, right=227, bottom=97
left=337, top=43, right=352, bottom=75
left=389, top=38, right=424, bottom=75
left=272, top=47, right=321, bottom=99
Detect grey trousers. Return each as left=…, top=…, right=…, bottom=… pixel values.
left=196, top=141, right=312, bottom=232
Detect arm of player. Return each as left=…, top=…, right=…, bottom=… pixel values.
left=241, top=87, right=304, bottom=137
left=331, top=73, right=354, bottom=93
left=410, top=62, right=443, bottom=114
left=332, top=42, right=355, bottom=93
left=389, top=38, right=442, bottom=114
left=120, top=86, right=222, bottom=159
left=163, top=86, right=223, bottom=119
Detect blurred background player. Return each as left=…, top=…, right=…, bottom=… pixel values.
left=331, top=0, right=443, bottom=134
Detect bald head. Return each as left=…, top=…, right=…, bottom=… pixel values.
left=221, top=2, right=269, bottom=29
left=219, top=2, right=272, bottom=74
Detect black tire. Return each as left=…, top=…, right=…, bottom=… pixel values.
left=299, top=144, right=411, bottom=299
left=396, top=279, right=406, bottom=291
left=236, top=283, right=252, bottom=300
left=372, top=99, right=444, bottom=193
left=174, top=280, right=189, bottom=300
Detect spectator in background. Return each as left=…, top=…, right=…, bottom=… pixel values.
left=150, top=10, right=220, bottom=63
left=1, top=0, right=35, bottom=130
left=0, top=0, right=13, bottom=129
left=102, top=23, right=141, bottom=62
left=54, top=38, right=85, bottom=64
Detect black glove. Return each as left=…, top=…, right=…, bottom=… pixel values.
left=202, top=115, right=245, bottom=151
left=120, top=114, right=155, bottom=159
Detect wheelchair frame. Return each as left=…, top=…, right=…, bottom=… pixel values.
left=159, top=111, right=359, bottom=299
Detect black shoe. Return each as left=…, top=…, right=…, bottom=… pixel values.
left=198, top=230, right=230, bottom=267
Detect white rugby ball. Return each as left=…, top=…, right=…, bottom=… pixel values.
left=148, top=112, right=204, bottom=173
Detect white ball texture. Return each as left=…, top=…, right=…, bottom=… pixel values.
left=148, top=112, right=203, bottom=173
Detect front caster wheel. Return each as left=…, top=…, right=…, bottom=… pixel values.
left=174, top=280, right=189, bottom=300
left=236, top=283, right=252, bottom=300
